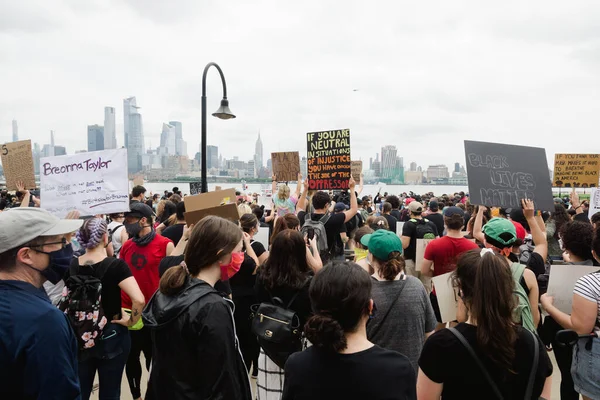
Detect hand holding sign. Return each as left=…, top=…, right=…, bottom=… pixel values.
left=349, top=176, right=356, bottom=190
left=570, top=188, right=581, bottom=209
left=521, top=198, right=535, bottom=219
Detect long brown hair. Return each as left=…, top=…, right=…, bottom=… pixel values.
left=260, top=230, right=310, bottom=290
left=159, top=216, right=242, bottom=295
left=454, top=249, right=517, bottom=371
left=270, top=214, right=300, bottom=244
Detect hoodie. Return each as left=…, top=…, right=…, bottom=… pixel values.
left=143, top=278, right=252, bottom=400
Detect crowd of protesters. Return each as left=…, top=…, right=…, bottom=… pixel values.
left=2, top=175, right=600, bottom=400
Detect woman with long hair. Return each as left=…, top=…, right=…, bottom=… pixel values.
left=67, top=217, right=145, bottom=400
left=364, top=230, right=436, bottom=371
left=282, top=262, right=416, bottom=400
left=417, top=249, right=553, bottom=399
left=546, top=202, right=571, bottom=260
left=142, top=216, right=252, bottom=400
left=160, top=201, right=187, bottom=246
left=254, top=229, right=313, bottom=399
left=271, top=173, right=302, bottom=217
left=155, top=200, right=177, bottom=234
left=270, top=213, right=301, bottom=245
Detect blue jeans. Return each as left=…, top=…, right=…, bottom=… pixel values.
left=79, top=324, right=131, bottom=400
left=572, top=337, right=600, bottom=399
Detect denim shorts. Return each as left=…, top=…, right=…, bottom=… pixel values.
left=571, top=336, right=600, bottom=399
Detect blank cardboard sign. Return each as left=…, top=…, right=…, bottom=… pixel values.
left=184, top=188, right=236, bottom=212
left=431, top=272, right=458, bottom=323
left=184, top=203, right=239, bottom=226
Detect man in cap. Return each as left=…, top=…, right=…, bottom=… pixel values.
left=0, top=208, right=83, bottom=399
left=120, top=202, right=173, bottom=400
left=401, top=201, right=439, bottom=283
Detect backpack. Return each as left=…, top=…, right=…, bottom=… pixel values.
left=519, top=238, right=551, bottom=295
left=58, top=260, right=110, bottom=351
left=409, top=218, right=436, bottom=239
left=301, top=213, right=331, bottom=255
left=510, top=263, right=536, bottom=332
left=250, top=278, right=311, bottom=369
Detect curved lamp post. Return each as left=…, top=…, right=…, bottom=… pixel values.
left=201, top=62, right=235, bottom=193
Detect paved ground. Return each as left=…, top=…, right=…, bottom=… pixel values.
left=91, top=353, right=564, bottom=399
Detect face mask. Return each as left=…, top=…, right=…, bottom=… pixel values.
left=220, top=251, right=245, bottom=281
left=124, top=221, right=142, bottom=237
left=354, top=247, right=369, bottom=261
left=29, top=244, right=74, bottom=284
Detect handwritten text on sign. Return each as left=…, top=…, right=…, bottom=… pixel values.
left=40, top=148, right=129, bottom=217
left=553, top=154, right=600, bottom=188
left=464, top=140, right=554, bottom=211
left=271, top=151, right=300, bottom=182
left=0, top=140, right=36, bottom=190
left=306, top=129, right=351, bottom=190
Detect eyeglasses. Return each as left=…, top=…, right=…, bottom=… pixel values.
left=30, top=237, right=69, bottom=249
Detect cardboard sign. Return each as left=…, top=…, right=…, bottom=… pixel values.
left=464, top=140, right=554, bottom=211
left=132, top=175, right=144, bottom=187
left=415, top=239, right=434, bottom=272
left=589, top=188, right=600, bottom=220
left=0, top=139, right=35, bottom=190
left=215, top=186, right=222, bottom=191
left=271, top=152, right=300, bottom=182
left=184, top=188, right=236, bottom=212
left=546, top=264, right=600, bottom=314
left=184, top=203, right=239, bottom=226
left=306, top=129, right=351, bottom=190
left=351, top=161, right=362, bottom=182
left=254, top=226, right=270, bottom=251
left=431, top=272, right=458, bottom=323
left=189, top=181, right=202, bottom=195
left=553, top=154, right=600, bottom=188
left=396, top=222, right=405, bottom=237
left=40, top=148, right=129, bottom=217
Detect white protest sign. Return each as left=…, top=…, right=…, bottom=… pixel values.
left=415, top=238, right=434, bottom=272
left=40, top=149, right=129, bottom=217
left=254, top=226, right=270, bottom=251
left=546, top=264, right=599, bottom=314
left=589, top=188, right=600, bottom=220
left=432, top=272, right=458, bottom=323
left=396, top=222, right=405, bottom=237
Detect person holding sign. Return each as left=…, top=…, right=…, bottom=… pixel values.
left=271, top=173, right=301, bottom=217
left=541, top=222, right=600, bottom=400
left=417, top=249, right=553, bottom=400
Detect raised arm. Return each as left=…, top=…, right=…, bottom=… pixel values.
left=271, top=174, right=277, bottom=196
left=294, top=173, right=302, bottom=199
left=296, top=177, right=309, bottom=214
left=357, top=173, right=364, bottom=195
left=522, top=199, right=548, bottom=261
left=342, top=177, right=358, bottom=223
left=473, top=206, right=487, bottom=243
left=16, top=181, right=30, bottom=208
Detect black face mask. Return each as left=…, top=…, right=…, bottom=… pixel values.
left=124, top=221, right=143, bottom=237
left=27, top=244, right=74, bottom=284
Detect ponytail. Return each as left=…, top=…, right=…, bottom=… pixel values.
left=304, top=314, right=347, bottom=352
left=373, top=252, right=404, bottom=281
left=159, top=263, right=188, bottom=296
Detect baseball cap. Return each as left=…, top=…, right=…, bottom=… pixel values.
left=360, top=229, right=403, bottom=260
left=125, top=202, right=154, bottom=219
left=482, top=217, right=518, bottom=248
left=408, top=201, right=424, bottom=213
left=334, top=202, right=349, bottom=212
left=511, top=221, right=527, bottom=241
left=443, top=206, right=465, bottom=218
left=0, top=208, right=83, bottom=253
left=429, top=200, right=439, bottom=211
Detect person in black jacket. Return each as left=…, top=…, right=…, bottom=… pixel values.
left=142, top=216, right=252, bottom=400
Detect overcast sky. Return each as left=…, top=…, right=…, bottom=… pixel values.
left=1, top=0, right=599, bottom=170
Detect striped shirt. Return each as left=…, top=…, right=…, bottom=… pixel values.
left=573, top=273, right=600, bottom=330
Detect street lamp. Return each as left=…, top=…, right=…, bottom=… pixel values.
left=201, top=62, right=236, bottom=193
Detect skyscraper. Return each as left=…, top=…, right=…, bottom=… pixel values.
left=160, top=123, right=177, bottom=155
left=169, top=121, right=186, bottom=156
left=254, top=132, right=263, bottom=169
left=12, top=120, right=18, bottom=142
left=207, top=145, right=219, bottom=169
left=454, top=162, right=460, bottom=173
left=87, top=125, right=104, bottom=152
left=123, top=97, right=145, bottom=174
left=410, top=162, right=417, bottom=172
left=104, top=107, right=117, bottom=149
left=381, top=146, right=397, bottom=179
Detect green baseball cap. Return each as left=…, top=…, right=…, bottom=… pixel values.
left=482, top=217, right=517, bottom=247
left=361, top=230, right=403, bottom=260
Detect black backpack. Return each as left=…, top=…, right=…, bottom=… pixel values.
left=58, top=260, right=110, bottom=352
left=519, top=238, right=551, bottom=294
left=250, top=278, right=311, bottom=369
left=409, top=218, right=436, bottom=239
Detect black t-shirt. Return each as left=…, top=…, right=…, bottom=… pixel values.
left=254, top=274, right=312, bottom=328
left=526, top=252, right=546, bottom=278
left=390, top=209, right=402, bottom=221
left=426, top=213, right=445, bottom=236
left=229, top=252, right=257, bottom=298
left=383, top=214, right=398, bottom=233
left=67, top=257, right=132, bottom=320
left=161, top=223, right=185, bottom=246
left=158, top=255, right=231, bottom=295
left=418, top=323, right=552, bottom=400
left=401, top=219, right=439, bottom=261
left=298, top=211, right=346, bottom=256
left=283, top=345, right=416, bottom=400
left=250, top=240, right=266, bottom=259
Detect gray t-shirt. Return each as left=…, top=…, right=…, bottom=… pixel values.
left=366, top=275, right=437, bottom=372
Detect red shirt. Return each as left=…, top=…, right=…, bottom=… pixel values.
left=423, top=236, right=479, bottom=276
left=120, top=235, right=172, bottom=308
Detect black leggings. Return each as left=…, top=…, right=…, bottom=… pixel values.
left=126, top=327, right=153, bottom=399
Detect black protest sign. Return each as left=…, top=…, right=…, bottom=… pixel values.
left=306, top=129, right=351, bottom=190
left=464, top=140, right=554, bottom=211
left=189, top=181, right=202, bottom=195
left=271, top=152, right=300, bottom=182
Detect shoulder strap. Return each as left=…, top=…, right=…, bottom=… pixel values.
left=511, top=263, right=526, bottom=280
left=318, top=212, right=331, bottom=225
left=448, top=327, right=504, bottom=400
left=110, top=224, right=123, bottom=234
left=524, top=330, right=539, bottom=400
left=369, top=278, right=407, bottom=338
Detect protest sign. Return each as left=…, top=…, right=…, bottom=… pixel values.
left=396, top=222, right=404, bottom=237
left=415, top=239, right=434, bottom=272
left=351, top=161, right=362, bottom=182
left=553, top=154, right=600, bottom=188
left=546, top=264, right=599, bottom=314
left=464, top=140, right=554, bottom=211
left=1, top=139, right=36, bottom=190
left=40, top=148, right=129, bottom=217
left=306, top=129, right=351, bottom=190
left=215, top=186, right=222, bottom=191
left=189, top=181, right=202, bottom=195
left=271, top=152, right=300, bottom=182
left=184, top=204, right=239, bottom=226
left=589, top=188, right=600, bottom=220
left=254, top=226, right=270, bottom=251
left=184, top=188, right=236, bottom=212
left=431, top=272, right=458, bottom=323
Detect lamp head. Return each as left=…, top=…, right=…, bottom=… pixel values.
left=212, top=99, right=236, bottom=120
